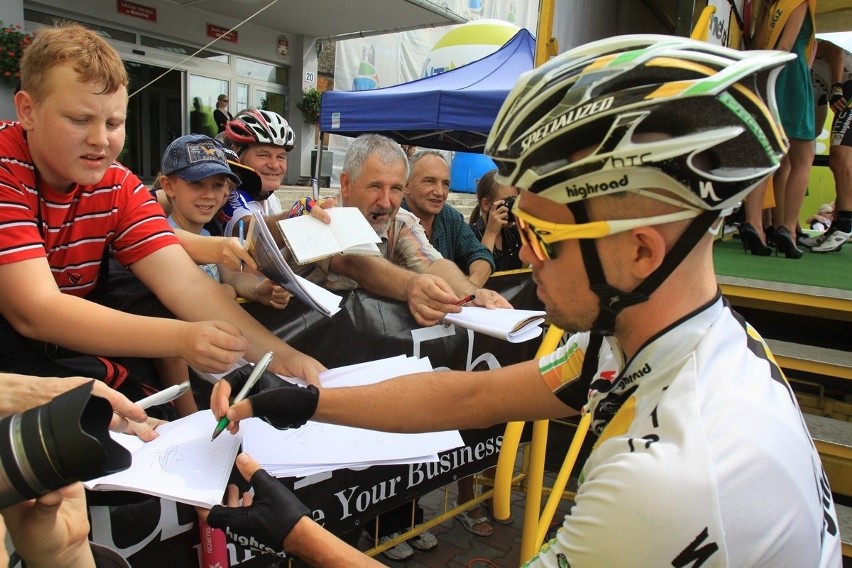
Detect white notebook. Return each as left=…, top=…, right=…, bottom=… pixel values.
left=443, top=307, right=547, bottom=343
left=277, top=207, right=382, bottom=264
left=83, top=410, right=242, bottom=508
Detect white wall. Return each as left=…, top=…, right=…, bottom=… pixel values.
left=553, top=0, right=671, bottom=54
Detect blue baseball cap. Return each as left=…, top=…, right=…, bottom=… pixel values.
left=162, top=134, right=242, bottom=186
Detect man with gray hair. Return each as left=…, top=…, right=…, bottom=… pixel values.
left=297, top=134, right=510, bottom=328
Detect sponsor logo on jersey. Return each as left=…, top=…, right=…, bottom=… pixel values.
left=621, top=362, right=651, bottom=386
left=520, top=97, right=614, bottom=152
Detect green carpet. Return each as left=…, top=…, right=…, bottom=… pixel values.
left=713, top=237, right=851, bottom=291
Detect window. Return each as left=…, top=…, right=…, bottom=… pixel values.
left=236, top=58, right=287, bottom=84
left=141, top=36, right=229, bottom=63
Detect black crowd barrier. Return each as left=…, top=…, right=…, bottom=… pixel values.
left=87, top=271, right=543, bottom=567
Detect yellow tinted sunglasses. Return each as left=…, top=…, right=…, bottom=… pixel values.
left=512, top=198, right=700, bottom=260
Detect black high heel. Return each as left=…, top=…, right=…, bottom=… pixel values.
left=765, top=225, right=776, bottom=248
left=740, top=223, right=772, bottom=256
left=773, top=226, right=804, bottom=259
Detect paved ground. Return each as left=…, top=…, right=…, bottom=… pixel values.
left=356, top=468, right=574, bottom=568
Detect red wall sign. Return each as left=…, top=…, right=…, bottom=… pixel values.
left=207, top=24, right=238, bottom=43
left=117, top=0, right=157, bottom=23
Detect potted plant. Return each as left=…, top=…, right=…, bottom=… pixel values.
left=296, top=87, right=321, bottom=125
left=0, top=21, right=33, bottom=89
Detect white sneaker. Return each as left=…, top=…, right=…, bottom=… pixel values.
left=408, top=529, right=438, bottom=551
left=379, top=533, right=414, bottom=561
left=799, top=231, right=826, bottom=248
left=811, top=227, right=852, bottom=253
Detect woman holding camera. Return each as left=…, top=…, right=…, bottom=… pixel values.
left=469, top=170, right=523, bottom=271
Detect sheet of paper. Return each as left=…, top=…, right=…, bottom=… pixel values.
left=242, top=356, right=464, bottom=477
left=85, top=410, right=242, bottom=508
left=243, top=419, right=462, bottom=467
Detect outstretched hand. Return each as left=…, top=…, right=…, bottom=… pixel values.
left=201, top=453, right=310, bottom=556
left=404, top=273, right=460, bottom=326
left=177, top=320, right=249, bottom=373
left=253, top=279, right=292, bottom=309
left=471, top=288, right=513, bottom=309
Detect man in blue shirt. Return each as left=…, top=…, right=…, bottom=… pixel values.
left=402, top=152, right=494, bottom=287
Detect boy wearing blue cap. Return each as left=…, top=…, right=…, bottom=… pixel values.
left=153, top=134, right=291, bottom=415
left=159, top=135, right=291, bottom=310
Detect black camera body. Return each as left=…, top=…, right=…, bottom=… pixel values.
left=503, top=196, right=516, bottom=224
left=0, top=382, right=131, bottom=508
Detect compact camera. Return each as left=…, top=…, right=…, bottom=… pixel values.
left=503, top=196, right=516, bottom=224
left=0, top=382, right=131, bottom=508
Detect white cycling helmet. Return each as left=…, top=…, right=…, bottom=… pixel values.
left=485, top=34, right=793, bottom=212
left=484, top=35, right=794, bottom=335
left=225, top=109, right=296, bottom=153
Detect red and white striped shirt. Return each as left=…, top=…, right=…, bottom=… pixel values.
left=0, top=122, right=178, bottom=297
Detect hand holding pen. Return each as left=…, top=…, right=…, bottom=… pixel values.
left=454, top=294, right=475, bottom=306
left=212, top=351, right=274, bottom=441
left=209, top=358, right=320, bottom=435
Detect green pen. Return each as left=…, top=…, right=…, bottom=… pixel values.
left=211, top=351, right=274, bottom=441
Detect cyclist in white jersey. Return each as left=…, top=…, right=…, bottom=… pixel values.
left=199, top=36, right=842, bottom=567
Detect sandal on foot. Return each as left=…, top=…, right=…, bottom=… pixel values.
left=455, top=505, right=494, bottom=537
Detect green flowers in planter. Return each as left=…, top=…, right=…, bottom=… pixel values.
left=296, top=87, right=322, bottom=125
left=0, top=21, right=34, bottom=88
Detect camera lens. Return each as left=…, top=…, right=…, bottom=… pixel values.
left=503, top=196, right=516, bottom=223
left=0, top=382, right=131, bottom=508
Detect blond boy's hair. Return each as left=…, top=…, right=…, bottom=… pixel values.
left=20, top=23, right=128, bottom=101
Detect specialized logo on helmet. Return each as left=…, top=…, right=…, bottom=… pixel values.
left=520, top=96, right=615, bottom=152
left=565, top=174, right=628, bottom=199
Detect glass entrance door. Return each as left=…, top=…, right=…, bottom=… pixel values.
left=123, top=61, right=183, bottom=183
left=189, top=75, right=230, bottom=136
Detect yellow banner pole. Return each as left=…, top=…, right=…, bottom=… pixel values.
left=535, top=0, right=558, bottom=66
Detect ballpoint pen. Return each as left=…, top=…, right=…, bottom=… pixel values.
left=238, top=218, right=245, bottom=272
left=135, top=381, right=191, bottom=410
left=454, top=294, right=476, bottom=306
left=211, top=351, right=274, bottom=441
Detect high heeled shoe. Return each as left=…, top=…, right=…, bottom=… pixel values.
left=773, top=226, right=804, bottom=259
left=764, top=225, right=776, bottom=248
left=740, top=223, right=772, bottom=256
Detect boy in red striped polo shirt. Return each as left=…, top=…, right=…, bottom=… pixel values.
left=0, top=23, right=324, bottom=399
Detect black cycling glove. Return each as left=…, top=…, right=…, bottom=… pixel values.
left=207, top=469, right=310, bottom=556
left=223, top=364, right=319, bottom=429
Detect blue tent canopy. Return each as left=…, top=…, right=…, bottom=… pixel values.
left=318, top=29, right=535, bottom=153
